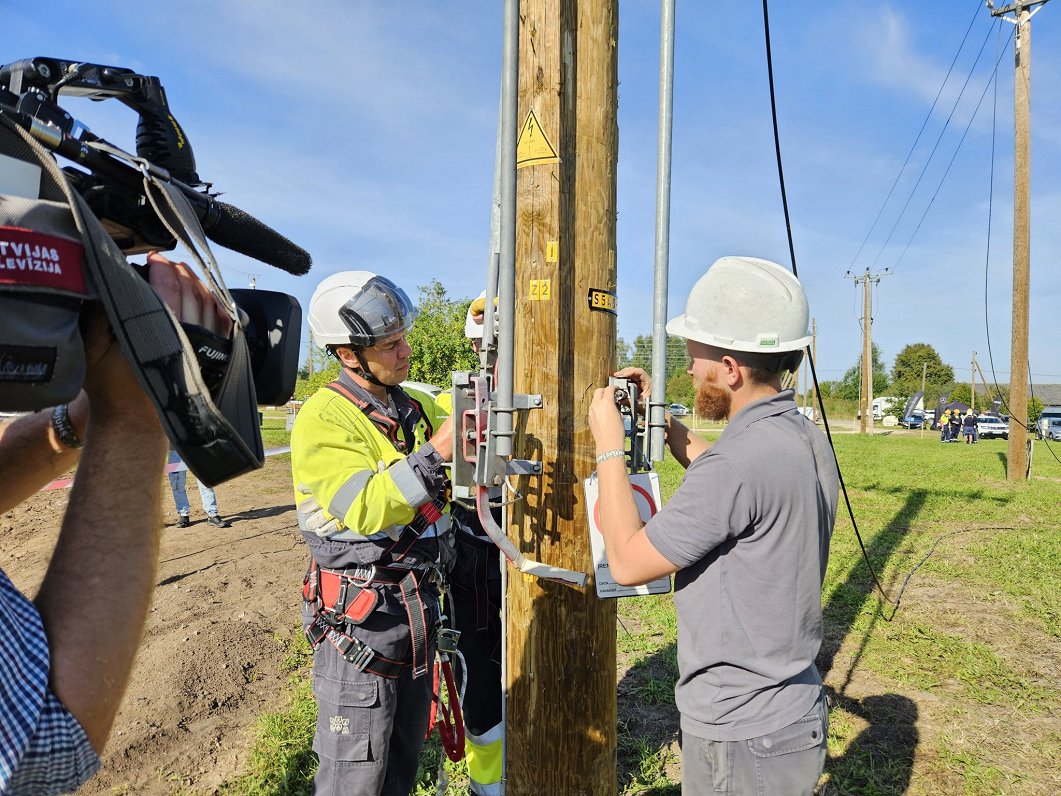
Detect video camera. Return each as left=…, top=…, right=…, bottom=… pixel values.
left=0, top=57, right=309, bottom=484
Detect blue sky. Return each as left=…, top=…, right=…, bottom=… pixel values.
left=6, top=1, right=1061, bottom=388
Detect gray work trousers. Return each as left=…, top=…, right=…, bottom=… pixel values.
left=680, top=689, right=828, bottom=796
left=306, top=606, right=436, bottom=796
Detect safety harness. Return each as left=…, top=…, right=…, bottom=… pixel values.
left=300, top=378, right=445, bottom=676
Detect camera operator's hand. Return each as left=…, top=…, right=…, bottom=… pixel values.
left=81, top=252, right=232, bottom=425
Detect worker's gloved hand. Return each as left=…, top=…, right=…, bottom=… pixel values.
left=295, top=487, right=343, bottom=538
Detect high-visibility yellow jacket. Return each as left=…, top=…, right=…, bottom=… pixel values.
left=291, top=373, right=451, bottom=568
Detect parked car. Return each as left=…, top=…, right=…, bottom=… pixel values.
left=976, top=415, right=1009, bottom=440
left=400, top=380, right=442, bottom=397
left=1044, top=418, right=1061, bottom=441
left=668, top=403, right=690, bottom=417
left=1036, top=406, right=1061, bottom=439
left=901, top=410, right=928, bottom=429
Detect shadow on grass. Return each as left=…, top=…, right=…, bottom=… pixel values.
left=617, top=643, right=681, bottom=795
left=817, top=488, right=926, bottom=794
left=820, top=689, right=918, bottom=796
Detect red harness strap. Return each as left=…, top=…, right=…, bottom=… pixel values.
left=426, top=656, right=466, bottom=761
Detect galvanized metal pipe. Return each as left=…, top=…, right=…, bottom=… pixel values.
left=650, top=0, right=676, bottom=462
left=495, top=0, right=519, bottom=460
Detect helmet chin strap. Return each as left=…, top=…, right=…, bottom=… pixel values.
left=352, top=348, right=387, bottom=387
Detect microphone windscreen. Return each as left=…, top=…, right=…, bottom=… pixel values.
left=205, top=200, right=312, bottom=276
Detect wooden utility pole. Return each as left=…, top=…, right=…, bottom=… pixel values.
left=307, top=329, right=314, bottom=378
left=971, top=351, right=977, bottom=412
left=846, top=269, right=889, bottom=434
left=507, top=1, right=619, bottom=793
left=992, top=0, right=1049, bottom=478
left=920, top=361, right=928, bottom=438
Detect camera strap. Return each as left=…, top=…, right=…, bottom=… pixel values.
left=1, top=116, right=264, bottom=486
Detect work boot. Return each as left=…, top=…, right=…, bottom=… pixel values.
left=176, top=515, right=191, bottom=528
left=207, top=514, right=231, bottom=528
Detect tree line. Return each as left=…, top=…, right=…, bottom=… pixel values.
left=818, top=341, right=1044, bottom=420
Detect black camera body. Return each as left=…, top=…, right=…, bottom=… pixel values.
left=0, top=57, right=306, bottom=410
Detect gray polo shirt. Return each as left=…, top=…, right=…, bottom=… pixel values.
left=645, top=389, right=838, bottom=741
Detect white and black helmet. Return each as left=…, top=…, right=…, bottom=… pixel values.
left=309, top=271, right=418, bottom=348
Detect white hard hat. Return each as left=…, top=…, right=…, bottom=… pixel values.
left=308, top=271, right=418, bottom=348
left=667, top=256, right=811, bottom=353
left=465, top=291, right=487, bottom=339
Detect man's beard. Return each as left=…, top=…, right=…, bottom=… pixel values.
left=695, top=380, right=731, bottom=421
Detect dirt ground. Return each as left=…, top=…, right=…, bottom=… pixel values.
left=0, top=456, right=305, bottom=795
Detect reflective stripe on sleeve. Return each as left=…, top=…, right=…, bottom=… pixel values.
left=388, top=457, right=431, bottom=507
left=328, top=470, right=372, bottom=522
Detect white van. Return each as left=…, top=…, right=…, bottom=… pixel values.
left=1036, top=406, right=1061, bottom=439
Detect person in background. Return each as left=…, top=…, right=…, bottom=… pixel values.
left=0, top=253, right=230, bottom=795
left=588, top=257, right=838, bottom=796
left=167, top=449, right=231, bottom=528
left=961, top=411, right=977, bottom=444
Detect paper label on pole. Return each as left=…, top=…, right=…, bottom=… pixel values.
left=516, top=109, right=559, bottom=168
left=584, top=471, right=672, bottom=599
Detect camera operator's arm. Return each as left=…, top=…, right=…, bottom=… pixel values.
left=33, top=252, right=230, bottom=754
left=0, top=393, right=88, bottom=514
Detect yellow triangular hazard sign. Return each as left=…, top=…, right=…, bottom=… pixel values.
left=516, top=109, right=559, bottom=168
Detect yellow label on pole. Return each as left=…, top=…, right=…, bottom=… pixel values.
left=587, top=288, right=617, bottom=314
left=529, top=279, right=552, bottom=301
left=546, top=240, right=558, bottom=263
left=516, top=109, right=559, bottom=168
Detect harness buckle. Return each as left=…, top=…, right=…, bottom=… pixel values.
left=436, top=627, right=461, bottom=655
left=345, top=564, right=376, bottom=586
left=346, top=641, right=376, bottom=672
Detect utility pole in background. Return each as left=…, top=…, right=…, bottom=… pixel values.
left=846, top=269, right=890, bottom=434
left=507, top=0, right=619, bottom=792
left=809, top=318, right=817, bottom=420
left=991, top=0, right=1050, bottom=479
left=920, top=361, right=928, bottom=438
left=306, top=329, right=314, bottom=378
left=971, top=351, right=978, bottom=412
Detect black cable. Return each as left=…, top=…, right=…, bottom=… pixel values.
left=761, top=0, right=895, bottom=610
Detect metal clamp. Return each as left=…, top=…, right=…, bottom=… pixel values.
left=436, top=627, right=461, bottom=655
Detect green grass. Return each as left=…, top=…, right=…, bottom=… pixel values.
left=210, top=429, right=1061, bottom=795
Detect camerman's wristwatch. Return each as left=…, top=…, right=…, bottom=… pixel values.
left=51, top=403, right=83, bottom=449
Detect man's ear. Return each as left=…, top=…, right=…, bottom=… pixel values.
left=720, top=355, right=743, bottom=388
left=334, top=346, right=358, bottom=369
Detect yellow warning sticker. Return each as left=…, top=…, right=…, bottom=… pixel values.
left=529, top=279, right=552, bottom=301
left=516, top=109, right=559, bottom=168
left=546, top=241, right=558, bottom=263
left=587, top=288, right=617, bottom=315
